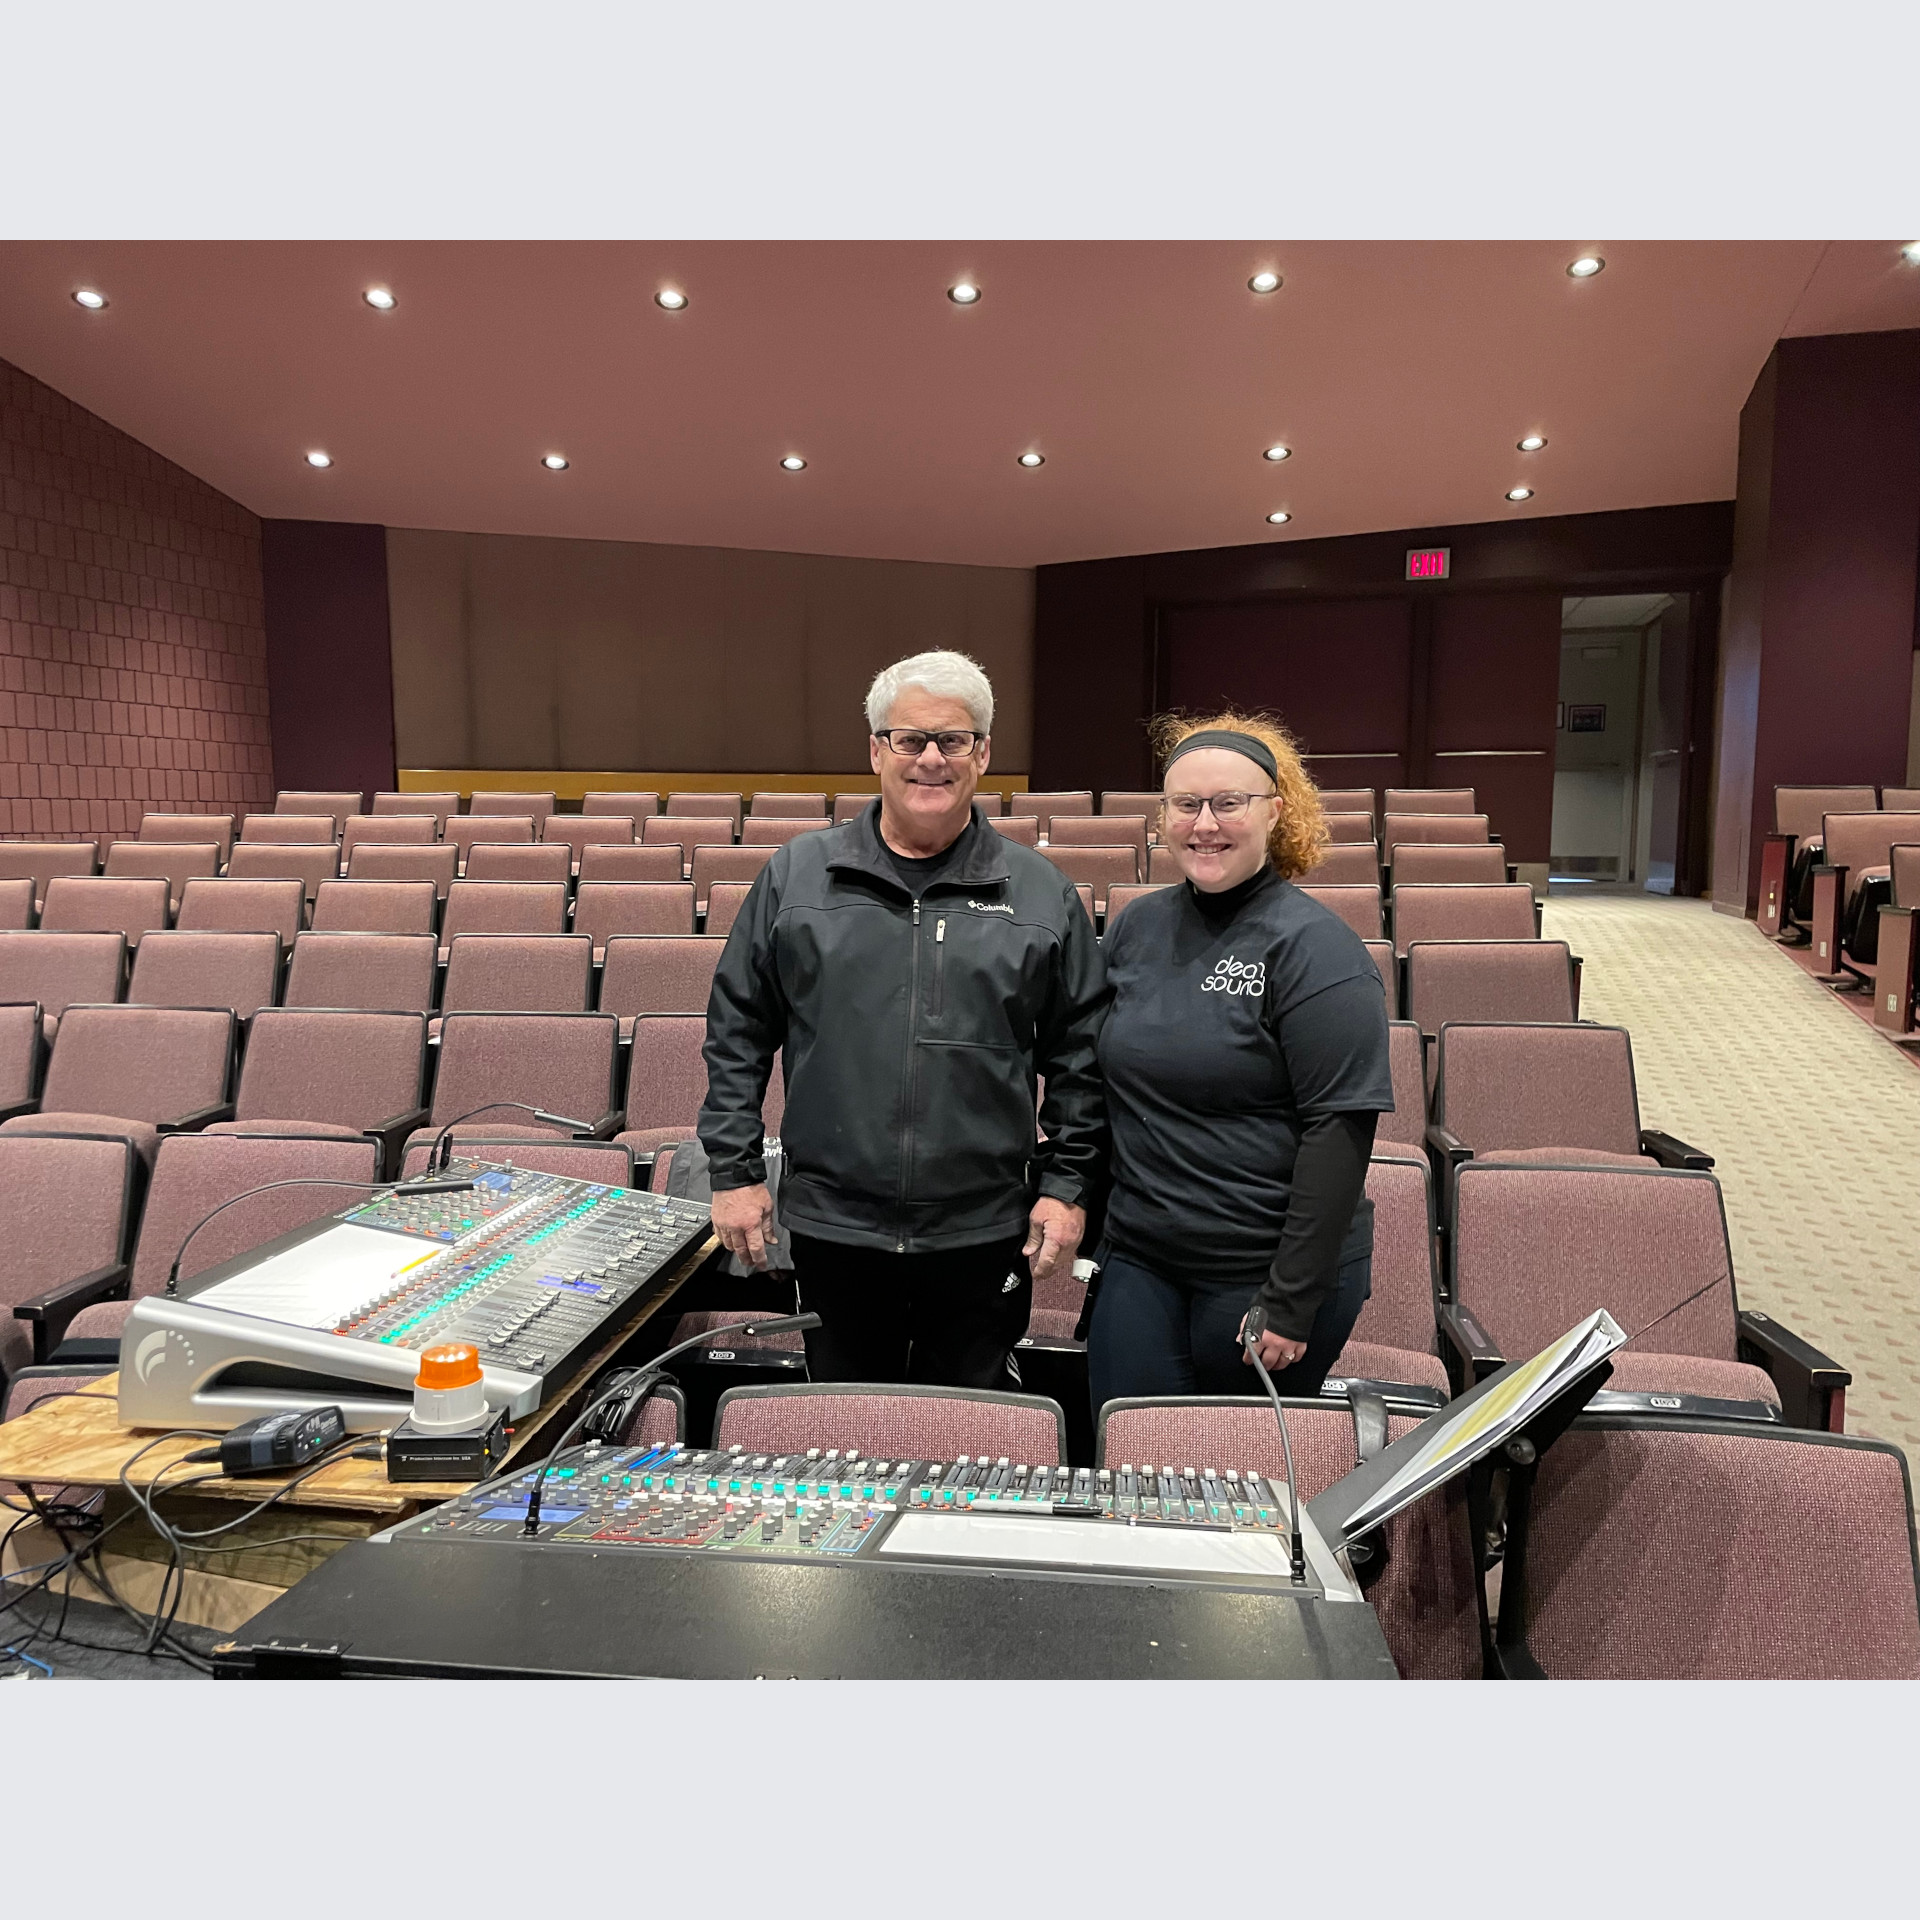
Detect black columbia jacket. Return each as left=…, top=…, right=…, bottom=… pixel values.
left=698, top=801, right=1110, bottom=1252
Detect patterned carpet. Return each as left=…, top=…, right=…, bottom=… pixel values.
left=1541, top=888, right=1920, bottom=1459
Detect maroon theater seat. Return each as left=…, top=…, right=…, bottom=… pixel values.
left=344, top=841, right=459, bottom=900
left=0, top=931, right=125, bottom=1044
left=1050, top=814, right=1148, bottom=865
left=1042, top=844, right=1136, bottom=911
left=1391, top=842, right=1508, bottom=885
left=275, top=791, right=363, bottom=834
left=1404, top=940, right=1576, bottom=1039
left=0, top=1003, right=235, bottom=1167
left=1384, top=788, right=1477, bottom=815
left=464, top=841, right=573, bottom=885
left=127, top=929, right=280, bottom=1022
left=1521, top=1418, right=1920, bottom=1678
left=1298, top=883, right=1383, bottom=941
left=240, top=812, right=338, bottom=845
left=1390, top=882, right=1535, bottom=957
left=470, top=791, right=556, bottom=826
left=0, top=1133, right=137, bottom=1376
left=228, top=841, right=340, bottom=906
left=1103, top=883, right=1169, bottom=927
left=717, top=1382, right=1067, bottom=1465
left=703, top=883, right=754, bottom=937
left=1444, top=1159, right=1845, bottom=1423
left=742, top=817, right=832, bottom=847
left=283, top=931, right=437, bottom=1014
left=438, top=933, right=593, bottom=1018
left=543, top=814, right=633, bottom=873
left=372, top=791, right=457, bottom=832
left=103, top=841, right=219, bottom=915
left=137, top=812, right=235, bottom=864
left=599, top=936, right=724, bottom=1037
left=582, top=793, right=661, bottom=830
left=310, top=879, right=438, bottom=935
left=212, top=1007, right=427, bottom=1164
left=1310, top=844, right=1382, bottom=885
left=446, top=814, right=533, bottom=875
left=573, top=883, right=696, bottom=956
left=991, top=815, right=1040, bottom=848
left=665, top=792, right=743, bottom=835
left=749, top=793, right=827, bottom=818
left=0, top=840, right=99, bottom=916
left=406, top=1011, right=620, bottom=1163
left=690, top=845, right=773, bottom=915
left=40, top=875, right=171, bottom=949
left=176, top=876, right=305, bottom=947
left=578, top=843, right=685, bottom=885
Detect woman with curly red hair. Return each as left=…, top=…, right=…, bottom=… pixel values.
left=1086, top=710, right=1394, bottom=1409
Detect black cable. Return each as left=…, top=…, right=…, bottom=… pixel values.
left=1240, top=1307, right=1309, bottom=1586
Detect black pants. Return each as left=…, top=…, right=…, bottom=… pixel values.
left=1085, top=1251, right=1371, bottom=1415
left=789, top=1231, right=1033, bottom=1389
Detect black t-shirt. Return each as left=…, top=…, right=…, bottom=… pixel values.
left=1099, top=865, right=1394, bottom=1280
left=878, top=814, right=977, bottom=896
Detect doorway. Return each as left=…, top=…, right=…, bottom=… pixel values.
left=1550, top=594, right=1693, bottom=890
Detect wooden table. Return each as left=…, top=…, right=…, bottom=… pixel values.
left=0, top=1232, right=715, bottom=1629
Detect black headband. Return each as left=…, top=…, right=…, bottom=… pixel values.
left=1163, top=728, right=1280, bottom=784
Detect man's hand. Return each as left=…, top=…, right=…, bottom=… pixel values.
left=1237, top=1313, right=1307, bottom=1371
left=712, top=1184, right=777, bottom=1271
left=1022, top=1198, right=1085, bottom=1283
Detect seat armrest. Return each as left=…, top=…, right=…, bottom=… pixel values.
left=1439, top=1301, right=1503, bottom=1391
left=586, top=1109, right=623, bottom=1140
left=155, top=1102, right=235, bottom=1135
left=364, top=1106, right=431, bottom=1181
left=1737, top=1309, right=1851, bottom=1432
left=0, top=1098, right=38, bottom=1124
left=14, top=1263, right=130, bottom=1365
left=1425, top=1122, right=1471, bottom=1168
left=1640, top=1127, right=1714, bottom=1170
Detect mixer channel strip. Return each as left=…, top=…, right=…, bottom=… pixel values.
left=414, top=1445, right=1299, bottom=1559
left=332, top=1161, right=712, bottom=1374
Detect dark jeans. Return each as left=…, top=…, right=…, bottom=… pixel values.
left=789, top=1231, right=1033, bottom=1389
left=1085, top=1251, right=1372, bottom=1416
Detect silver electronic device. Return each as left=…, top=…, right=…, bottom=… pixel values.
left=117, top=1161, right=712, bottom=1432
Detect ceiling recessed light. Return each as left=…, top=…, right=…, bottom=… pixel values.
left=1017, top=452, right=1045, bottom=468
left=781, top=455, right=807, bottom=472
left=1566, top=255, right=1605, bottom=279
left=1517, top=434, right=1547, bottom=452
left=1248, top=271, right=1282, bottom=294
left=542, top=454, right=570, bottom=472
left=1506, top=486, right=1533, bottom=502
left=1903, top=242, right=1920, bottom=265
left=363, top=287, right=397, bottom=311
left=305, top=451, right=333, bottom=470
left=654, top=288, right=688, bottom=311
left=947, top=282, right=981, bottom=305
left=1266, top=510, right=1291, bottom=525
left=1262, top=444, right=1292, bottom=462
left=71, top=288, right=107, bottom=310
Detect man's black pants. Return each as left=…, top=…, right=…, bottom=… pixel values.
left=789, top=1231, right=1033, bottom=1389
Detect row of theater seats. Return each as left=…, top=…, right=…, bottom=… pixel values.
left=1755, top=784, right=1920, bottom=1039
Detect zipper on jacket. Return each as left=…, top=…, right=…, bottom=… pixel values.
left=896, top=895, right=922, bottom=1251
left=932, top=915, right=946, bottom=1017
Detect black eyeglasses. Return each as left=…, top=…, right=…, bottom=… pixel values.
left=873, top=729, right=985, bottom=758
left=1162, top=790, right=1273, bottom=821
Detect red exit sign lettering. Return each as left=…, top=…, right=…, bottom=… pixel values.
left=1406, top=547, right=1451, bottom=580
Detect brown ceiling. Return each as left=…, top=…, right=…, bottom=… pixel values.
left=1, top=240, right=1915, bottom=570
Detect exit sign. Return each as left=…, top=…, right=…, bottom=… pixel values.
left=1406, top=547, right=1451, bottom=580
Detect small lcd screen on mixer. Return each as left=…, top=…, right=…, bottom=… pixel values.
left=481, top=1505, right=586, bottom=1525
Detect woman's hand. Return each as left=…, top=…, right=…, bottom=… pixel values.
left=1237, top=1312, right=1306, bottom=1371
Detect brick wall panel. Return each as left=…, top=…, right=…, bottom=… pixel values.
left=1, top=356, right=270, bottom=849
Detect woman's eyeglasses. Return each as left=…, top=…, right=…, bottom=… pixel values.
left=873, top=729, right=984, bottom=758
left=1162, top=791, right=1272, bottom=821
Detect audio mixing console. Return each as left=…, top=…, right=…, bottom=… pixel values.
left=118, top=1161, right=712, bottom=1431
left=409, top=1441, right=1342, bottom=1593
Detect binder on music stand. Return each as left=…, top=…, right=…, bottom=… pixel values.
left=1309, top=1307, right=1625, bottom=1556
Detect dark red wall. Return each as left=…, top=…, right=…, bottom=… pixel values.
left=261, top=519, right=396, bottom=801
left=1034, top=502, right=1733, bottom=867
left=1713, top=330, right=1920, bottom=913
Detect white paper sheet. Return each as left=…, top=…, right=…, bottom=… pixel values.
left=193, top=1221, right=445, bottom=1330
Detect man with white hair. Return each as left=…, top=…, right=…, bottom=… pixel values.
left=699, top=649, right=1109, bottom=1388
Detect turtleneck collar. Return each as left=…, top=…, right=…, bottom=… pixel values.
left=1186, top=861, right=1281, bottom=923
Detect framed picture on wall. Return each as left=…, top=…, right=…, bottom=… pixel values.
left=1567, top=704, right=1607, bottom=734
